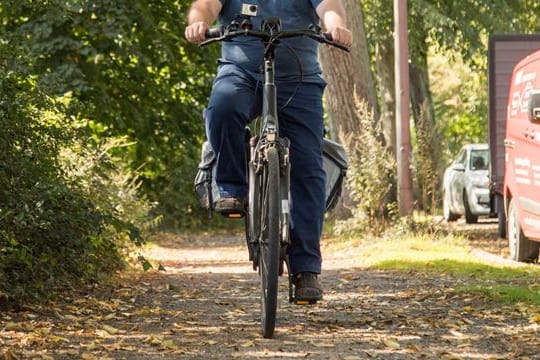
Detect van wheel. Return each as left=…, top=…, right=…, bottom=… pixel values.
left=463, top=191, right=478, bottom=224
left=507, top=198, right=540, bottom=262
left=496, top=195, right=506, bottom=238
left=443, top=190, right=459, bottom=222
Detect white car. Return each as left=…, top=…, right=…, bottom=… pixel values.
left=442, top=144, right=491, bottom=223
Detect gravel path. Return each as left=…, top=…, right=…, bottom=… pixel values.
left=2, top=220, right=539, bottom=359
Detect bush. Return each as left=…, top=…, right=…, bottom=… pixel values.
left=412, top=104, right=444, bottom=213
left=333, top=101, right=397, bottom=236
left=0, top=58, right=154, bottom=305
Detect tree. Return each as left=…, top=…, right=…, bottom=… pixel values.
left=361, top=0, right=540, bottom=212
left=1, top=0, right=220, bottom=226
left=319, top=0, right=384, bottom=216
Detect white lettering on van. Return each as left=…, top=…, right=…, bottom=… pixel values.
left=521, top=82, right=534, bottom=113
left=515, top=157, right=531, bottom=167
left=533, top=165, right=540, bottom=171
left=515, top=70, right=523, bottom=85
left=524, top=217, right=540, bottom=228
left=517, top=177, right=531, bottom=185
left=515, top=168, right=530, bottom=176
left=514, top=70, right=537, bottom=85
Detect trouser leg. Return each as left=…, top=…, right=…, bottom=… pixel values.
left=277, top=81, right=326, bottom=275
left=205, top=64, right=260, bottom=198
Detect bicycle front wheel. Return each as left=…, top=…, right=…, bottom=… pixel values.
left=259, top=146, right=280, bottom=338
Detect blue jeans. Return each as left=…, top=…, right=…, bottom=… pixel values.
left=205, top=63, right=326, bottom=275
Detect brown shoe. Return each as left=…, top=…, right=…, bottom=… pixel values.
left=214, top=197, right=245, bottom=213
left=293, top=272, right=323, bottom=303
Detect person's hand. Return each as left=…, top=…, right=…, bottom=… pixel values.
left=185, top=21, right=210, bottom=43
left=326, top=25, right=352, bottom=49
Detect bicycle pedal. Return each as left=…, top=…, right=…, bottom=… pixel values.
left=220, top=211, right=245, bottom=219
left=294, top=299, right=318, bottom=305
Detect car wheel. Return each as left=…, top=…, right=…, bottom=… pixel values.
left=463, top=191, right=478, bottom=224
left=443, top=190, right=459, bottom=222
left=507, top=198, right=539, bottom=262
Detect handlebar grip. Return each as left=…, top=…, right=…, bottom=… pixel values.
left=205, top=27, right=223, bottom=39
left=321, top=32, right=350, bottom=52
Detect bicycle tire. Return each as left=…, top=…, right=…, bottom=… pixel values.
left=247, top=142, right=261, bottom=267
left=259, top=146, right=280, bottom=338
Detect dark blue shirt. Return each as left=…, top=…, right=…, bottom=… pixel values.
left=218, top=0, right=324, bottom=82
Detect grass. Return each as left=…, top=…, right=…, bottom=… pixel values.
left=326, top=226, right=540, bottom=306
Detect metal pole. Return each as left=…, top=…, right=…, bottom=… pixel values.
left=394, top=0, right=413, bottom=216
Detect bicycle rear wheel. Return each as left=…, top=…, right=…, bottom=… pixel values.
left=259, top=146, right=280, bottom=338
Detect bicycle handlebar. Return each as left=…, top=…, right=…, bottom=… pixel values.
left=200, top=26, right=350, bottom=53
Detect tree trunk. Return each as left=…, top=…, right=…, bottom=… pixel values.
left=374, top=36, right=396, bottom=157
left=319, top=0, right=378, bottom=139
left=319, top=0, right=378, bottom=216
left=409, top=63, right=435, bottom=132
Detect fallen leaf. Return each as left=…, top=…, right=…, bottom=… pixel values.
left=4, top=322, right=19, bottom=330
left=48, top=335, right=70, bottom=343
left=313, top=343, right=335, bottom=348
left=102, top=325, right=122, bottom=335
left=4, top=349, right=18, bottom=360
left=36, top=327, right=52, bottom=335
left=162, top=339, right=179, bottom=350
left=383, top=339, right=400, bottom=350
left=103, top=313, right=117, bottom=321
left=449, top=330, right=466, bottom=338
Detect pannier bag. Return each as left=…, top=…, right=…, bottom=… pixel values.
left=322, top=138, right=348, bottom=212
left=194, top=138, right=348, bottom=212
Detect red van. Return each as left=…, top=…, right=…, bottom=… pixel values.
left=504, top=49, right=540, bottom=262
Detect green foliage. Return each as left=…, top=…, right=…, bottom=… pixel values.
left=334, top=101, right=396, bottom=235
left=411, top=105, right=445, bottom=213
left=429, top=50, right=487, bottom=159
left=362, top=0, right=540, bottom=213
left=1, top=0, right=219, bottom=228
left=0, top=41, right=154, bottom=303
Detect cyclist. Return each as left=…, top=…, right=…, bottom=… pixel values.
left=185, top=0, right=352, bottom=303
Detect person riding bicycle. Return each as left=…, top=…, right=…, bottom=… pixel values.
left=185, top=0, right=352, bottom=302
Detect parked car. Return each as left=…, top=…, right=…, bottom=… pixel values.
left=442, top=144, right=490, bottom=223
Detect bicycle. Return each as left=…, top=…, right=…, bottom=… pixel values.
left=199, top=16, right=349, bottom=338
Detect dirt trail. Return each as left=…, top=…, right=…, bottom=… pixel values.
left=2, top=221, right=540, bottom=359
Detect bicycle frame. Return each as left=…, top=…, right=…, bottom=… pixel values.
left=247, top=32, right=292, bottom=297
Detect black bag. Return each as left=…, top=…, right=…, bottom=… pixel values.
left=194, top=138, right=348, bottom=212
left=322, top=138, right=348, bottom=212
left=193, top=141, right=220, bottom=210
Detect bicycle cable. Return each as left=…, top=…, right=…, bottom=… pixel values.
left=258, top=37, right=304, bottom=114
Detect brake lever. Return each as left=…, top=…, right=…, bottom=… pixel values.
left=199, top=37, right=224, bottom=47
